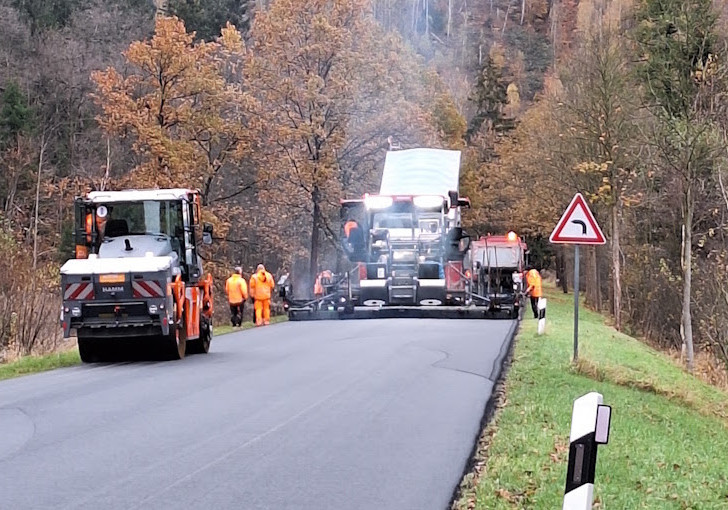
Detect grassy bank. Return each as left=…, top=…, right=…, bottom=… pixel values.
left=0, top=315, right=289, bottom=381
left=0, top=349, right=81, bottom=381
left=213, top=313, right=288, bottom=336
left=456, top=287, right=728, bottom=509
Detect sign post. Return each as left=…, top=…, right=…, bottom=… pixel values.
left=550, top=193, right=605, bottom=362
left=573, top=245, right=579, bottom=360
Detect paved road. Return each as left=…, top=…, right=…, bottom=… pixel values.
left=0, top=318, right=515, bottom=510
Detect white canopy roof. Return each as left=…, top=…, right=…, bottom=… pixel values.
left=61, top=256, right=176, bottom=275
left=86, top=189, right=195, bottom=203
left=380, top=149, right=461, bottom=197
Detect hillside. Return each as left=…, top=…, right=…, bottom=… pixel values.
left=3, top=0, right=728, bottom=384
left=454, top=287, right=728, bottom=508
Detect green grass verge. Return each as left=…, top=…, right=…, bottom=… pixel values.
left=457, top=286, right=728, bottom=509
left=0, top=349, right=81, bottom=381
left=214, top=313, right=288, bottom=336
left=0, top=315, right=289, bottom=381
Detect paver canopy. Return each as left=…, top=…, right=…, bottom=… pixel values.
left=380, top=148, right=461, bottom=196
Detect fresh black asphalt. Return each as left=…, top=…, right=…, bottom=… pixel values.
left=0, top=318, right=515, bottom=510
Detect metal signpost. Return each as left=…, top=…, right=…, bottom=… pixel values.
left=550, top=193, right=606, bottom=362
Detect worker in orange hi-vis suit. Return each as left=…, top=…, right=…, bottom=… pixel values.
left=249, top=264, right=276, bottom=326
left=225, top=267, right=248, bottom=327
left=525, top=266, right=543, bottom=319
left=343, top=219, right=358, bottom=238
left=313, top=269, right=333, bottom=299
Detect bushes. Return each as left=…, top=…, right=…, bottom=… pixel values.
left=0, top=226, right=60, bottom=361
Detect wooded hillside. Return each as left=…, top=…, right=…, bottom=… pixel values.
left=3, top=0, right=728, bottom=381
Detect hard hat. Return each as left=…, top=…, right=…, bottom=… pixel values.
left=257, top=264, right=265, bottom=272
left=235, top=266, right=242, bottom=274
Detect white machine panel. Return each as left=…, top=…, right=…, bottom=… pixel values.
left=380, top=149, right=461, bottom=197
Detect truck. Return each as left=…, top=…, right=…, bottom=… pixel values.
left=282, top=148, right=493, bottom=320
left=60, top=188, right=214, bottom=362
left=470, top=232, right=528, bottom=318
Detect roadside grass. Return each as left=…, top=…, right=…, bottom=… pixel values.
left=0, top=349, right=80, bottom=381
left=214, top=313, right=288, bottom=336
left=456, top=286, right=728, bottom=509
left=0, top=315, right=289, bottom=381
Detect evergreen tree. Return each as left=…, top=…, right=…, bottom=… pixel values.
left=467, top=56, right=508, bottom=140
left=168, top=0, right=252, bottom=40
left=635, top=0, right=716, bottom=119
left=11, top=0, right=82, bottom=35
left=0, top=81, right=33, bottom=148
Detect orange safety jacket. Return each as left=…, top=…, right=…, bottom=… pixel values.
left=526, top=269, right=543, bottom=298
left=344, top=221, right=358, bottom=237
left=225, top=274, right=248, bottom=304
left=314, top=270, right=333, bottom=296
left=250, top=270, right=275, bottom=300
left=84, top=213, right=107, bottom=244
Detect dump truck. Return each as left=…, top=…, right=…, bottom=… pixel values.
left=470, top=232, right=528, bottom=318
left=282, top=148, right=493, bottom=320
left=60, top=188, right=214, bottom=361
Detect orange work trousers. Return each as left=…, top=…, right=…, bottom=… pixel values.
left=254, top=299, right=271, bottom=325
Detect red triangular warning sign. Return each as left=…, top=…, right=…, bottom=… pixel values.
left=550, top=193, right=606, bottom=245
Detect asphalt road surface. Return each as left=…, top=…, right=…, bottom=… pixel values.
left=0, top=318, right=515, bottom=510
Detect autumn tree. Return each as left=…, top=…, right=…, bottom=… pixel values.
left=92, top=16, right=257, bottom=208
left=635, top=0, right=720, bottom=371
left=558, top=27, right=638, bottom=328
left=245, top=0, right=442, bottom=288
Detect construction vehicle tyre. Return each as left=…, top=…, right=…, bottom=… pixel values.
left=187, top=317, right=212, bottom=355
left=163, top=323, right=186, bottom=360
left=78, top=338, right=97, bottom=363
left=78, top=338, right=116, bottom=363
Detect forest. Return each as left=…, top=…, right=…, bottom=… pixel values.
left=2, top=0, right=728, bottom=383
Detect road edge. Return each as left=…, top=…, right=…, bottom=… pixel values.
left=448, top=317, right=520, bottom=509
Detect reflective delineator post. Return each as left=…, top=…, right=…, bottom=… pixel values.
left=537, top=297, right=547, bottom=335
left=563, top=392, right=612, bottom=510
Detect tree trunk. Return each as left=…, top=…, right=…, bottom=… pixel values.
left=611, top=199, right=622, bottom=330
left=585, top=244, right=597, bottom=308
left=555, top=245, right=568, bottom=293
left=461, top=0, right=468, bottom=66
left=412, top=0, right=417, bottom=32
left=101, top=137, right=111, bottom=192
left=447, top=0, right=452, bottom=37
left=33, top=135, right=46, bottom=271
left=502, top=2, right=511, bottom=36
left=681, top=183, right=695, bottom=372
left=5, top=135, right=21, bottom=214
left=425, top=0, right=429, bottom=35
left=309, top=187, right=322, bottom=296
left=521, top=0, right=526, bottom=24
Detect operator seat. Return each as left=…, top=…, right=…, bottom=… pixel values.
left=105, top=219, right=129, bottom=237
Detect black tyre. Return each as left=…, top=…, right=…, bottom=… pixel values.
left=162, top=324, right=186, bottom=360
left=78, top=338, right=117, bottom=362
left=78, top=338, right=97, bottom=363
left=187, top=319, right=212, bottom=355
